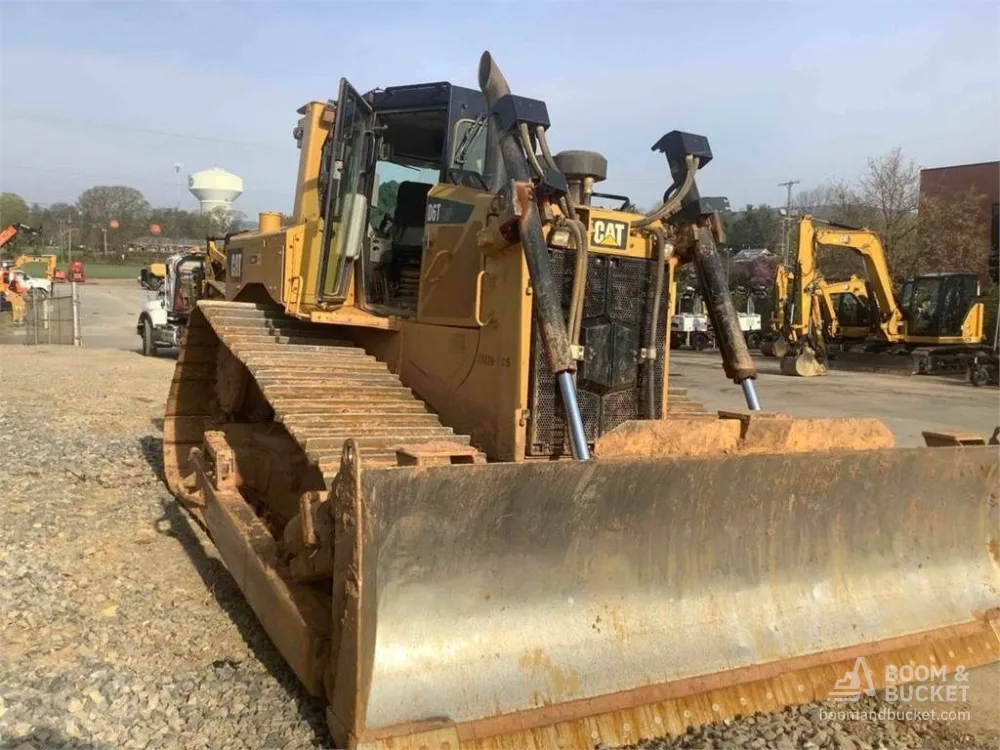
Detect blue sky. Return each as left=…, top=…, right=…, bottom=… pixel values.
left=1, top=0, right=997, bottom=216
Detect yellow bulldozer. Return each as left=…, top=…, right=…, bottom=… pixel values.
left=162, top=52, right=1000, bottom=749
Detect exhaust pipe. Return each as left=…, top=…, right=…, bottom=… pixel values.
left=478, top=51, right=590, bottom=460
left=478, top=51, right=511, bottom=105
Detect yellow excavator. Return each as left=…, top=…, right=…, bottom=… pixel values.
left=761, top=269, right=871, bottom=375
left=162, top=52, right=999, bottom=749
left=11, top=253, right=63, bottom=281
left=773, top=216, right=986, bottom=376
left=765, top=263, right=791, bottom=345
left=821, top=274, right=871, bottom=341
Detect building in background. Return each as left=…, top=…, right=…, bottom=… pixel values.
left=188, top=168, right=243, bottom=214
left=918, top=160, right=999, bottom=281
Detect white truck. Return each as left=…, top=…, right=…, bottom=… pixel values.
left=670, top=287, right=763, bottom=350
left=8, top=268, right=52, bottom=297
left=136, top=250, right=206, bottom=355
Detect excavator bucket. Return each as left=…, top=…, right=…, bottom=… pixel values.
left=185, top=410, right=1000, bottom=750
left=760, top=335, right=788, bottom=358
left=780, top=347, right=828, bottom=377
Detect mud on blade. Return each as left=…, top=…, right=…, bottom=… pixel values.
left=327, top=443, right=1000, bottom=748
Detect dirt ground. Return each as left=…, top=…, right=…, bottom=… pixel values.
left=668, top=350, right=999, bottom=448
left=0, top=280, right=996, bottom=749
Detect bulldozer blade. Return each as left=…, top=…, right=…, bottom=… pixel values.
left=780, top=349, right=828, bottom=377
left=320, top=440, right=1000, bottom=749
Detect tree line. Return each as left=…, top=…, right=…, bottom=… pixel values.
left=0, top=185, right=255, bottom=257
left=2, top=147, right=993, bottom=286
left=717, top=147, right=994, bottom=287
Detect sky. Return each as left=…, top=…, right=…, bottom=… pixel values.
left=1, top=0, right=997, bottom=217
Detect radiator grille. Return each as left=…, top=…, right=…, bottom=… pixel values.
left=527, top=250, right=668, bottom=457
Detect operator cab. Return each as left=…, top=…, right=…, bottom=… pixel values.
left=899, top=272, right=980, bottom=337
left=833, top=290, right=872, bottom=330
left=316, top=79, right=491, bottom=313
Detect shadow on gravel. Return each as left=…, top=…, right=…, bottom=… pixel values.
left=0, top=729, right=101, bottom=749
left=127, top=348, right=179, bottom=360
left=135, top=435, right=330, bottom=746
left=138, top=434, right=165, bottom=483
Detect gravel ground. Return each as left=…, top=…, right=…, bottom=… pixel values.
left=0, top=345, right=996, bottom=750
left=0, top=347, right=328, bottom=749
left=629, top=694, right=995, bottom=750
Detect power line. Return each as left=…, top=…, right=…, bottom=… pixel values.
left=3, top=160, right=181, bottom=187
left=2, top=110, right=287, bottom=151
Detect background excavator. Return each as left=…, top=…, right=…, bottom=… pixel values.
left=761, top=265, right=870, bottom=365
left=161, top=52, right=999, bottom=750
left=769, top=216, right=986, bottom=376
left=761, top=270, right=871, bottom=375
left=1, top=226, right=45, bottom=324
left=11, top=253, right=63, bottom=285
left=822, top=275, right=871, bottom=341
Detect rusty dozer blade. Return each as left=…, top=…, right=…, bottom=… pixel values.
left=319, top=431, right=1000, bottom=750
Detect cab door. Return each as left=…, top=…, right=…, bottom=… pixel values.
left=318, top=78, right=376, bottom=302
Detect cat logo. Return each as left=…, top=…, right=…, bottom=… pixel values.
left=590, top=218, right=629, bottom=249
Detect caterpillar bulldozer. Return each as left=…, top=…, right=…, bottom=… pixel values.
left=162, top=52, right=1000, bottom=750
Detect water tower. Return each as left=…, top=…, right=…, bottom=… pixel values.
left=188, top=167, right=243, bottom=214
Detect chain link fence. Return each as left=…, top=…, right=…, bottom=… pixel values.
left=0, top=285, right=82, bottom=345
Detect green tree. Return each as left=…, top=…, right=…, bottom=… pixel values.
left=76, top=185, right=151, bottom=248
left=723, top=204, right=782, bottom=249
left=859, top=148, right=919, bottom=277
left=0, top=192, right=30, bottom=227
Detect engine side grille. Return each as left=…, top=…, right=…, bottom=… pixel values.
left=527, top=249, right=667, bottom=457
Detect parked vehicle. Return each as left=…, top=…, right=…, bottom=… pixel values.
left=136, top=251, right=206, bottom=355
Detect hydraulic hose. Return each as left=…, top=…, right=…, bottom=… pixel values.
left=644, top=228, right=673, bottom=418
left=633, top=155, right=698, bottom=229
left=519, top=123, right=546, bottom=180
left=536, top=126, right=578, bottom=221
left=566, top=219, right=588, bottom=348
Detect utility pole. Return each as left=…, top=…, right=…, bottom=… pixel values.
left=778, top=179, right=800, bottom=264
left=174, top=163, right=183, bottom=210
